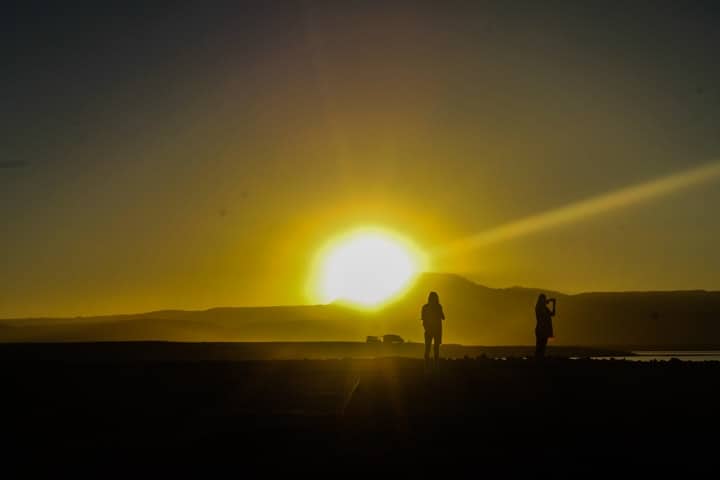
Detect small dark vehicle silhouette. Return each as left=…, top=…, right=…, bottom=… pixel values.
left=383, top=334, right=404, bottom=344
left=366, top=336, right=381, bottom=343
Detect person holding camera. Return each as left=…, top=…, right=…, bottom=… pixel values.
left=534, top=294, right=556, bottom=361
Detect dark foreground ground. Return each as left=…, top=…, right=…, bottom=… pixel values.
left=2, top=343, right=719, bottom=475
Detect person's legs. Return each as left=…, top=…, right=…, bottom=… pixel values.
left=535, top=336, right=547, bottom=360
left=424, top=330, right=431, bottom=368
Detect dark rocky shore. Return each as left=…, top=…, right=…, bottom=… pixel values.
left=2, top=343, right=718, bottom=474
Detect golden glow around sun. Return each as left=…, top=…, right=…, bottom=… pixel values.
left=312, top=228, right=426, bottom=308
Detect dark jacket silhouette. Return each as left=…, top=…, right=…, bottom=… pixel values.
left=534, top=293, right=555, bottom=360
left=422, top=291, right=445, bottom=365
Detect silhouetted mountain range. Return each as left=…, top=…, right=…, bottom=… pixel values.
left=2, top=273, right=719, bottom=346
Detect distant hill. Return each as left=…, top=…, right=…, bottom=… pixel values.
left=2, top=273, right=720, bottom=346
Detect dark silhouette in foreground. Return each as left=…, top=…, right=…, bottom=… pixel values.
left=535, top=293, right=556, bottom=360
left=421, top=291, right=445, bottom=369
left=2, top=344, right=719, bottom=474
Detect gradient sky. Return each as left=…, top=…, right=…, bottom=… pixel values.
left=2, top=0, right=720, bottom=317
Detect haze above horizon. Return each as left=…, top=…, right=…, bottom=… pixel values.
left=2, top=1, right=720, bottom=317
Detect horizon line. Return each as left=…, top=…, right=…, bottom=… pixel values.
left=2, top=271, right=718, bottom=321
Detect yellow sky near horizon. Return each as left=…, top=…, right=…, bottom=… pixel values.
left=2, top=2, right=720, bottom=317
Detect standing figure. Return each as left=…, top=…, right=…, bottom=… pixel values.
left=422, top=291, right=445, bottom=369
left=534, top=294, right=556, bottom=361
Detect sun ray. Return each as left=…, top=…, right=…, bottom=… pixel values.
left=434, top=160, right=720, bottom=258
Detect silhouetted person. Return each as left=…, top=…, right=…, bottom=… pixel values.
left=422, top=291, right=445, bottom=369
left=535, top=293, right=556, bottom=361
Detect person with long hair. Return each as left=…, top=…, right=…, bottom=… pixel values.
left=534, top=293, right=556, bottom=361
left=421, top=291, right=445, bottom=369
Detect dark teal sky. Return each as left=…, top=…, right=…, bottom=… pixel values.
left=2, top=1, right=720, bottom=317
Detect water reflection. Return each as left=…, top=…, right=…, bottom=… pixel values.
left=591, top=351, right=720, bottom=362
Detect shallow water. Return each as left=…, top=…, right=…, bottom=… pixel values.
left=591, top=350, right=720, bottom=362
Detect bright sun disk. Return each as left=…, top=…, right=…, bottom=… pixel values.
left=316, top=229, right=424, bottom=308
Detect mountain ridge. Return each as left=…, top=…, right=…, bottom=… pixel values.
left=2, top=273, right=720, bottom=345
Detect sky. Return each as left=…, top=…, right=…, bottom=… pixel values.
left=2, top=0, right=720, bottom=317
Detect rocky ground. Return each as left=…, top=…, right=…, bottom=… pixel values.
left=2, top=343, right=718, bottom=475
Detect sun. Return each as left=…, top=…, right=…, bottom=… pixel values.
left=313, top=228, right=426, bottom=308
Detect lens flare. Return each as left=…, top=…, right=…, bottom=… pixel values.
left=435, top=160, right=720, bottom=258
